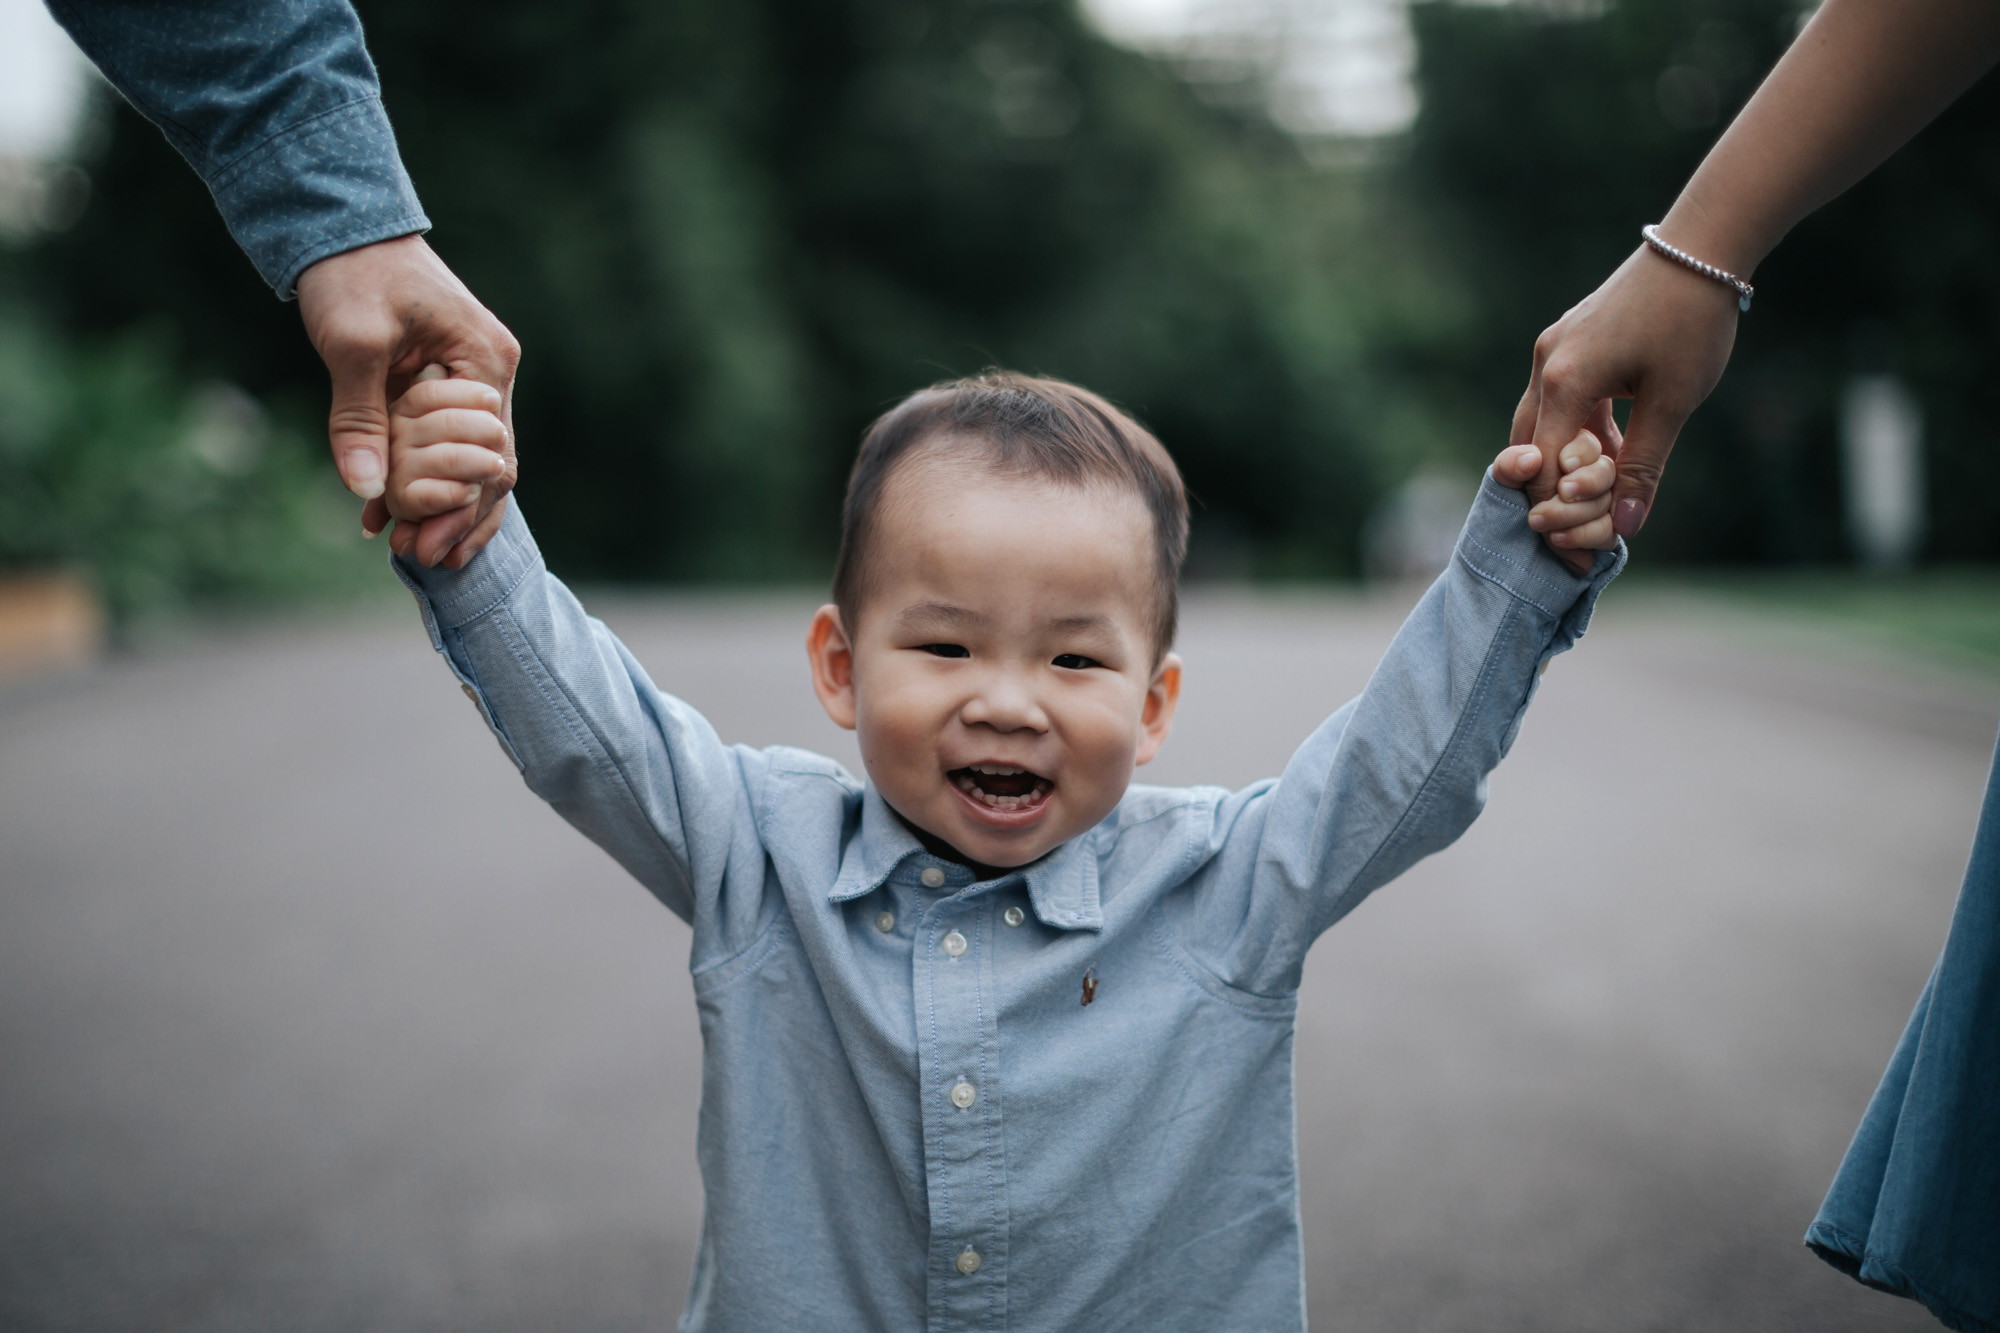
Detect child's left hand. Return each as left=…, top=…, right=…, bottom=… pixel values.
left=1490, top=428, right=1619, bottom=574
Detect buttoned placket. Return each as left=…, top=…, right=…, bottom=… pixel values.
left=912, top=864, right=1011, bottom=1330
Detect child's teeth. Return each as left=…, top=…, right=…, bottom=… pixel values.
left=951, top=772, right=1053, bottom=810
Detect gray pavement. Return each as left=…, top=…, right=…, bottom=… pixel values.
left=2, top=583, right=1994, bottom=1332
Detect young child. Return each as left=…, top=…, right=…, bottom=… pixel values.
left=383, top=368, right=1623, bottom=1330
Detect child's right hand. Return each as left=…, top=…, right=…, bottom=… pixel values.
left=385, top=368, right=510, bottom=565
left=1490, top=428, right=1620, bottom=573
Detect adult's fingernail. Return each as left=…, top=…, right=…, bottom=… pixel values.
left=1614, top=498, right=1646, bottom=537
left=362, top=525, right=379, bottom=540
left=343, top=449, right=385, bottom=499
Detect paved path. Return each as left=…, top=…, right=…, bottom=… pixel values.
left=2, top=584, right=1994, bottom=1331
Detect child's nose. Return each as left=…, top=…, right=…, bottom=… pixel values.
left=959, top=672, right=1049, bottom=733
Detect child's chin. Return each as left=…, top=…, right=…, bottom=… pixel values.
left=935, top=806, right=1062, bottom=867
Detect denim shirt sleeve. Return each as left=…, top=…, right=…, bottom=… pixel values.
left=1168, top=470, right=1626, bottom=998
left=390, top=502, right=772, bottom=936
left=45, top=0, right=429, bottom=298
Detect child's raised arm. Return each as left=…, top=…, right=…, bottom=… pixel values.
left=1165, top=444, right=1624, bottom=996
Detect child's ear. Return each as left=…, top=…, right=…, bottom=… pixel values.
left=807, top=605, right=858, bottom=731
left=1134, top=652, right=1182, bottom=767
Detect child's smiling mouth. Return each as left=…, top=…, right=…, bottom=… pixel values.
left=949, top=764, right=1053, bottom=815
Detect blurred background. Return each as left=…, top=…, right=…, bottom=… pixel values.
left=3, top=0, right=1999, bottom=1329
left=5, top=0, right=2000, bottom=619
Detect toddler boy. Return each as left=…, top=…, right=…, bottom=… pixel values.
left=384, top=369, right=1622, bottom=1331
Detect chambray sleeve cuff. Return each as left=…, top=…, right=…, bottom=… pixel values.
left=210, top=94, right=430, bottom=299
left=390, top=499, right=542, bottom=651
left=1455, top=468, right=1626, bottom=656
left=45, top=0, right=430, bottom=299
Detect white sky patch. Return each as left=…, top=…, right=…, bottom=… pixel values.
left=0, top=0, right=93, bottom=238
left=0, top=0, right=89, bottom=160
left=1082, top=0, right=1417, bottom=138
left=0, top=0, right=90, bottom=161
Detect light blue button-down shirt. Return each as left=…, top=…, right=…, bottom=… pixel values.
left=395, top=473, right=1621, bottom=1331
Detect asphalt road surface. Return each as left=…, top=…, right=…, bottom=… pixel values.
left=3, top=581, right=1994, bottom=1332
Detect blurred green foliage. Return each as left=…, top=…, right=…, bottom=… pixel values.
left=1402, top=0, right=2000, bottom=564
left=7, top=0, right=1998, bottom=612
left=0, top=305, right=376, bottom=621
left=14, top=0, right=1463, bottom=591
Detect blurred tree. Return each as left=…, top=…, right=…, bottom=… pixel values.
left=22, top=0, right=1455, bottom=583
left=1404, top=0, right=2000, bottom=564
left=16, top=0, right=2000, bottom=588
left=0, top=302, right=375, bottom=622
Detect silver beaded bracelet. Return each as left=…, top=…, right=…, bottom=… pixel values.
left=1641, top=224, right=1755, bottom=312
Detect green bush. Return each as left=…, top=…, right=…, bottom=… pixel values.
left=0, top=307, right=377, bottom=621
left=26, top=0, right=1458, bottom=583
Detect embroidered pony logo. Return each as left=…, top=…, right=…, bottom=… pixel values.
left=1081, top=966, right=1098, bottom=1006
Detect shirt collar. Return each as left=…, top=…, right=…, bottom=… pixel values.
left=828, top=783, right=1104, bottom=932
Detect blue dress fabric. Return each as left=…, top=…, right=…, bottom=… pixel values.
left=1808, top=730, right=2000, bottom=1333
left=43, top=0, right=428, bottom=297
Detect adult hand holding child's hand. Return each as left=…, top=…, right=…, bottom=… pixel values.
left=1507, top=247, right=1738, bottom=545
left=295, top=236, right=521, bottom=568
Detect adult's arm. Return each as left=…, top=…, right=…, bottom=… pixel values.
left=1513, top=0, right=2000, bottom=537
left=44, top=0, right=517, bottom=566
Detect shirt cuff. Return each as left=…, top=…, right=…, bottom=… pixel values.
left=1454, top=468, right=1626, bottom=652
left=205, top=95, right=431, bottom=299
left=391, top=499, right=542, bottom=652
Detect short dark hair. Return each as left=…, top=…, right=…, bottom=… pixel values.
left=832, top=371, right=1189, bottom=662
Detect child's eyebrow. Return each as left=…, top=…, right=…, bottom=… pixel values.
left=894, top=602, right=1121, bottom=639
left=895, top=601, right=984, bottom=631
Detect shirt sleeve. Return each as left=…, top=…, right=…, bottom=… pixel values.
left=391, top=501, right=770, bottom=934
left=45, top=0, right=430, bottom=298
left=1168, top=469, right=1627, bottom=997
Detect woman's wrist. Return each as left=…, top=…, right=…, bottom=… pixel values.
left=1653, top=193, right=1775, bottom=281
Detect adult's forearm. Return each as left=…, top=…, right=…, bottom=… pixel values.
left=1658, top=0, right=2000, bottom=276
left=45, top=0, right=428, bottom=297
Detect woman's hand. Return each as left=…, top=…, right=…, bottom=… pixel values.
left=1508, top=0, right=2000, bottom=541
left=1508, top=244, right=1739, bottom=539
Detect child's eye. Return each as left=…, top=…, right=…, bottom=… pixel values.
left=921, top=643, right=969, bottom=659
left=1051, top=653, right=1099, bottom=670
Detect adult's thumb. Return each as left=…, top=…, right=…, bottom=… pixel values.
left=1609, top=396, right=1686, bottom=538
left=325, top=347, right=392, bottom=500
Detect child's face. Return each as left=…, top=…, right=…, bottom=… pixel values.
left=808, top=452, right=1182, bottom=873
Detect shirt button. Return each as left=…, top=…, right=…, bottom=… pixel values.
left=1003, top=906, right=1025, bottom=927
left=874, top=911, right=895, bottom=933
left=920, top=867, right=946, bottom=888
left=950, top=1080, right=977, bottom=1109
left=955, top=1248, right=982, bottom=1275
left=941, top=931, right=967, bottom=957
